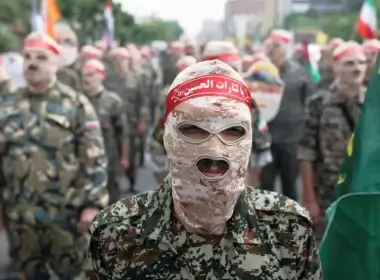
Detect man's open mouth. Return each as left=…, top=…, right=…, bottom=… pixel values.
left=196, top=157, right=230, bottom=178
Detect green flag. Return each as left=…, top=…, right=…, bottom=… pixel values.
left=302, top=41, right=321, bottom=83
left=319, top=55, right=380, bottom=279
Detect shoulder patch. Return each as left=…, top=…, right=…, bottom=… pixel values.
left=246, top=187, right=312, bottom=223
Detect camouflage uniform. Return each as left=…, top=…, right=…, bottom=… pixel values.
left=0, top=82, right=109, bottom=279
left=135, top=66, right=152, bottom=166
left=110, top=72, right=149, bottom=189
left=87, top=89, right=128, bottom=204
left=298, top=86, right=362, bottom=240
left=85, top=176, right=322, bottom=279
left=145, top=86, right=169, bottom=173
left=0, top=78, right=16, bottom=95
left=57, top=64, right=81, bottom=91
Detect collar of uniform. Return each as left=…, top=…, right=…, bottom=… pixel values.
left=329, top=85, right=365, bottom=105
left=25, top=81, right=60, bottom=98
left=136, top=176, right=263, bottom=248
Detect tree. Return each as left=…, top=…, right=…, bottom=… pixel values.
left=131, top=19, right=183, bottom=44
left=284, top=0, right=380, bottom=41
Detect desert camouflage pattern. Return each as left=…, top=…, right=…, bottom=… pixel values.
left=0, top=81, right=109, bottom=278
left=85, top=176, right=322, bottom=279
left=298, top=86, right=363, bottom=239
left=163, top=60, right=252, bottom=235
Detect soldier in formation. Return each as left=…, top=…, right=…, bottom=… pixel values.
left=81, top=59, right=130, bottom=204
left=0, top=32, right=109, bottom=279
left=85, top=59, right=322, bottom=279
left=145, top=55, right=197, bottom=183
left=202, top=40, right=272, bottom=185
left=298, top=41, right=366, bottom=241
left=106, top=47, right=149, bottom=193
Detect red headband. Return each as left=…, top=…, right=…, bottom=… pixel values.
left=202, top=53, right=240, bottom=63
left=362, top=45, right=380, bottom=54
left=334, top=48, right=364, bottom=61
left=269, top=34, right=290, bottom=43
left=165, top=74, right=252, bottom=118
left=83, top=63, right=106, bottom=76
left=24, top=39, right=60, bottom=55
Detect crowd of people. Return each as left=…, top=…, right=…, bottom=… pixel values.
left=0, top=24, right=378, bottom=279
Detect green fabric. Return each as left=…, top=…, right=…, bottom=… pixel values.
left=319, top=56, right=380, bottom=279
left=305, top=62, right=321, bottom=83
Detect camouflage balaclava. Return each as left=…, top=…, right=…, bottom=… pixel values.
left=163, top=59, right=252, bottom=235
left=23, top=32, right=60, bottom=91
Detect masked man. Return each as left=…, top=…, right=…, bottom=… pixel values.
left=81, top=59, right=129, bottom=205
left=85, top=59, right=322, bottom=279
left=0, top=32, right=109, bottom=279
left=202, top=41, right=272, bottom=185
left=298, top=41, right=366, bottom=241
left=107, top=47, right=149, bottom=193
left=318, top=38, right=344, bottom=89
left=145, top=55, right=197, bottom=184
left=262, top=29, right=314, bottom=200
left=56, top=26, right=81, bottom=91
left=362, top=39, right=380, bottom=86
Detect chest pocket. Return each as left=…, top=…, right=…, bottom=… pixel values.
left=33, top=112, right=73, bottom=149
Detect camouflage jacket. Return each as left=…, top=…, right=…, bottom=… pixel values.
left=0, top=82, right=109, bottom=223
left=105, top=72, right=149, bottom=126
left=86, top=177, right=322, bottom=280
left=298, top=87, right=362, bottom=209
left=57, top=65, right=81, bottom=91
left=0, top=79, right=16, bottom=96
left=87, top=89, right=128, bottom=163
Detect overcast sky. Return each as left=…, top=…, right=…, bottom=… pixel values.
left=117, top=0, right=226, bottom=37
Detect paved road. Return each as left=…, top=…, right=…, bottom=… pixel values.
left=0, top=167, right=157, bottom=276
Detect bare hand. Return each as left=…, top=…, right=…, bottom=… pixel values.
left=304, top=200, right=321, bottom=227
left=77, top=208, right=99, bottom=233
left=119, top=157, right=130, bottom=172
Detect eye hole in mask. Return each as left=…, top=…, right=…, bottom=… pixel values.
left=177, top=123, right=246, bottom=143
left=178, top=124, right=209, bottom=140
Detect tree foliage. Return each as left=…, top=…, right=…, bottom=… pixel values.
left=0, top=0, right=183, bottom=50
left=284, top=0, right=380, bottom=41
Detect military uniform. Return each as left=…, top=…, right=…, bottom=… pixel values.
left=0, top=78, right=16, bottom=95
left=145, top=86, right=169, bottom=174
left=86, top=176, right=322, bottom=279
left=250, top=98, right=272, bottom=166
left=111, top=72, right=149, bottom=190
left=298, top=86, right=362, bottom=240
left=0, top=82, right=109, bottom=279
left=87, top=89, right=128, bottom=204
left=57, top=64, right=81, bottom=91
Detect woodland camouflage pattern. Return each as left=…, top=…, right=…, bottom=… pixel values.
left=86, top=177, right=322, bottom=280
left=0, top=82, right=109, bottom=278
left=0, top=79, right=16, bottom=95
left=298, top=87, right=362, bottom=239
